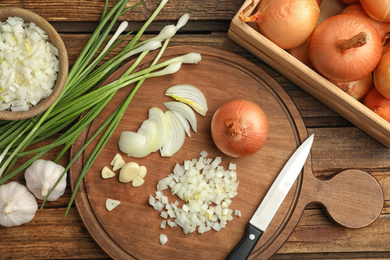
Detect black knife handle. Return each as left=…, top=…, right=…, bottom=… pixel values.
left=226, top=223, right=264, bottom=260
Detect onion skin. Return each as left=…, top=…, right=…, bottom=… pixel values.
left=331, top=73, right=372, bottom=100
left=373, top=52, right=390, bottom=99
left=364, top=87, right=390, bottom=122
left=288, top=39, right=313, bottom=68
left=361, top=0, right=390, bottom=22
left=211, top=99, right=268, bottom=158
left=341, top=4, right=390, bottom=43
left=239, top=0, right=320, bottom=50
left=309, top=14, right=382, bottom=82
left=341, top=0, right=360, bottom=4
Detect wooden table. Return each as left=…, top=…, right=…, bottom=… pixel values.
left=1, top=0, right=389, bottom=259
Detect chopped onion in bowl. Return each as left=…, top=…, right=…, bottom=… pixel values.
left=0, top=17, right=59, bottom=112
left=150, top=151, right=241, bottom=239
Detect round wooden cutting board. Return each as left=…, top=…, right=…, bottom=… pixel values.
left=70, top=46, right=383, bottom=260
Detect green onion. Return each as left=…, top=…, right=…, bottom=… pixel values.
left=0, top=0, right=200, bottom=218
left=0, top=0, right=166, bottom=180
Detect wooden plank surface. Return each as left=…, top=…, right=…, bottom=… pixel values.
left=0, top=0, right=390, bottom=259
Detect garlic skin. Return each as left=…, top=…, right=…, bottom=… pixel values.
left=25, top=159, right=67, bottom=201
left=0, top=182, right=38, bottom=227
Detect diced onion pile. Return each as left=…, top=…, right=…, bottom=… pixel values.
left=0, top=17, right=59, bottom=112
left=150, top=151, right=241, bottom=239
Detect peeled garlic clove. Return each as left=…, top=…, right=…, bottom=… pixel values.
left=106, top=198, right=121, bottom=211
left=101, top=166, right=115, bottom=179
left=119, top=162, right=140, bottom=183
left=132, top=176, right=145, bottom=187
left=24, top=159, right=67, bottom=201
left=0, top=182, right=38, bottom=227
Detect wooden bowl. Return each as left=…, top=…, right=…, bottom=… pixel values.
left=0, top=7, right=68, bottom=120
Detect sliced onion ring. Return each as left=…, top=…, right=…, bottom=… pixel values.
left=160, top=111, right=186, bottom=157
left=165, top=84, right=208, bottom=116
left=149, top=107, right=171, bottom=151
left=163, top=101, right=197, bottom=133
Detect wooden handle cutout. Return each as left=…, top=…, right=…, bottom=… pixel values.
left=309, top=169, right=384, bottom=228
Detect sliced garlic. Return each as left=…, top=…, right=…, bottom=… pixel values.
left=106, top=198, right=121, bottom=211
left=132, top=176, right=145, bottom=187
left=110, top=153, right=125, bottom=171
left=112, top=155, right=125, bottom=171
left=165, top=84, right=208, bottom=116
left=139, top=166, right=147, bottom=178
left=101, top=166, right=116, bottom=179
left=119, top=162, right=140, bottom=183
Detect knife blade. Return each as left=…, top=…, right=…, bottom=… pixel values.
left=226, top=134, right=314, bottom=260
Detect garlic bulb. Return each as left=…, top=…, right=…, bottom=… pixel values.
left=0, top=182, right=38, bottom=227
left=25, top=159, right=67, bottom=201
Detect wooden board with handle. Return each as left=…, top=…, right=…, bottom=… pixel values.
left=70, top=46, right=383, bottom=259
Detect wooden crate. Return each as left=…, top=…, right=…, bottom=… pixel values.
left=228, top=0, right=390, bottom=148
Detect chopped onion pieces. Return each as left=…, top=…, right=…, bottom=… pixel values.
left=159, top=234, right=168, bottom=245
left=150, top=151, right=240, bottom=237
left=0, top=17, right=59, bottom=111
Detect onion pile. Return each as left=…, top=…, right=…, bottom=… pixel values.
left=341, top=4, right=390, bottom=43
left=360, top=0, right=390, bottom=22
left=330, top=73, right=373, bottom=101
left=364, top=87, right=390, bottom=122
left=239, top=0, right=390, bottom=122
left=374, top=51, right=390, bottom=100
left=239, top=0, right=320, bottom=49
left=0, top=17, right=59, bottom=112
left=149, top=151, right=241, bottom=237
left=309, top=14, right=382, bottom=82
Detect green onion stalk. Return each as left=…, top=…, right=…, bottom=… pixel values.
left=0, top=0, right=171, bottom=179
left=0, top=0, right=198, bottom=211
left=0, top=0, right=201, bottom=216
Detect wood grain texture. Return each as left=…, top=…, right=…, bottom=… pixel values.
left=0, top=0, right=390, bottom=259
left=70, top=45, right=308, bottom=259
left=0, top=0, right=242, bottom=22
left=69, top=46, right=383, bottom=260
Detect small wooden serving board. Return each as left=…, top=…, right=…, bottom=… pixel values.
left=70, top=46, right=383, bottom=259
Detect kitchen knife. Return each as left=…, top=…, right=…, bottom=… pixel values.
left=226, top=134, right=314, bottom=260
